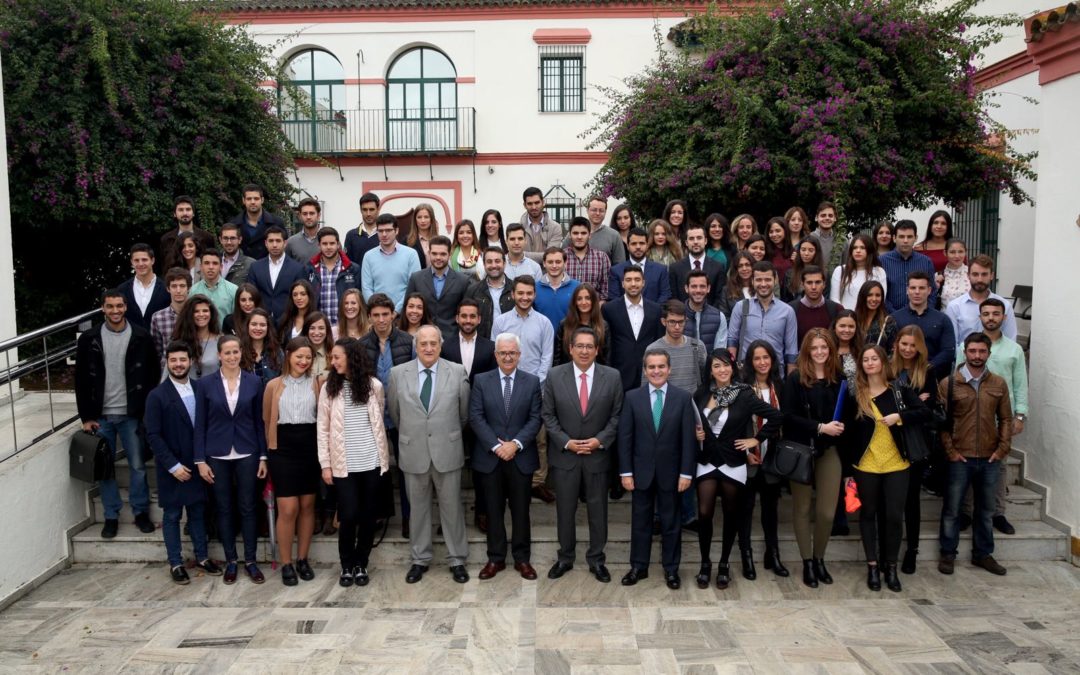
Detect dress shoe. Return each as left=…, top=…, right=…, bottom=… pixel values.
left=813, top=558, right=833, bottom=585
left=101, top=519, right=119, bottom=539
left=885, top=563, right=902, bottom=592
left=715, top=564, right=731, bottom=590
left=196, top=559, right=222, bottom=576
left=621, top=568, right=648, bottom=586
left=993, top=515, right=1016, bottom=535
left=281, top=563, right=298, bottom=586
left=451, top=565, right=470, bottom=583
left=405, top=564, right=428, bottom=584
left=901, top=549, right=918, bottom=575
left=866, top=564, right=881, bottom=591
left=740, top=550, right=757, bottom=580
left=353, top=566, right=369, bottom=586
left=339, top=565, right=354, bottom=587
left=589, top=565, right=611, bottom=583
left=223, top=561, right=238, bottom=584
left=763, top=548, right=789, bottom=577
left=296, top=558, right=315, bottom=581
left=664, top=571, right=681, bottom=590
left=695, top=563, right=712, bottom=589
left=479, top=561, right=506, bottom=580
left=401, top=517, right=410, bottom=539
left=514, top=562, right=538, bottom=580
left=134, top=512, right=156, bottom=534
left=802, top=559, right=818, bottom=588
left=245, top=562, right=265, bottom=584
left=973, top=555, right=1007, bottom=576
left=938, top=554, right=956, bottom=575
left=957, top=513, right=972, bottom=531
left=609, top=486, right=626, bottom=500
left=531, top=484, right=556, bottom=503
left=475, top=514, right=489, bottom=534
left=170, top=565, right=191, bottom=585
left=548, top=561, right=572, bottom=579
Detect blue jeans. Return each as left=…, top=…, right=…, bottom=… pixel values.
left=163, top=502, right=208, bottom=568
left=208, top=454, right=260, bottom=563
left=940, top=457, right=1000, bottom=560
left=97, top=415, right=149, bottom=519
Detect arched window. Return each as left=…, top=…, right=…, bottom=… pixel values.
left=387, top=47, right=458, bottom=152
left=280, top=49, right=346, bottom=153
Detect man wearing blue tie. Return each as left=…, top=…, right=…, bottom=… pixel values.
left=618, top=348, right=698, bottom=590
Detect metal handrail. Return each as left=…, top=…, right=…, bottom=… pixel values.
left=0, top=308, right=101, bottom=354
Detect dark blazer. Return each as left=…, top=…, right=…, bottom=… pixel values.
left=780, top=370, right=844, bottom=450
left=841, top=384, right=931, bottom=469
left=694, top=387, right=782, bottom=468
left=193, top=370, right=267, bottom=463
left=248, top=255, right=305, bottom=323
left=441, top=331, right=496, bottom=385
left=118, top=277, right=170, bottom=333
left=406, top=267, right=471, bottom=336
left=609, top=260, right=672, bottom=304
left=542, top=362, right=624, bottom=473
left=617, top=384, right=697, bottom=491
left=75, top=323, right=160, bottom=422
left=469, top=369, right=543, bottom=475
left=465, top=278, right=515, bottom=339
left=601, top=297, right=663, bottom=391
left=669, top=256, right=724, bottom=306
left=144, top=379, right=206, bottom=508
left=229, top=211, right=286, bottom=261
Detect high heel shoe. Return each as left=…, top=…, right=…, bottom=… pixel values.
left=813, top=558, right=833, bottom=585
left=866, top=564, right=881, bottom=591
left=764, top=548, right=789, bottom=577
left=901, top=549, right=917, bottom=575
left=802, top=559, right=818, bottom=588
left=885, top=563, right=902, bottom=592
left=696, top=563, right=712, bottom=589
left=740, top=550, right=757, bottom=581
left=715, top=563, right=731, bottom=589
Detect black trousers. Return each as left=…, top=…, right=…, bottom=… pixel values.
left=741, top=471, right=782, bottom=553
left=880, top=459, right=927, bottom=559
left=630, top=481, right=681, bottom=573
left=334, top=468, right=381, bottom=568
left=476, top=459, right=533, bottom=564
left=552, top=464, right=609, bottom=567
left=854, top=468, right=909, bottom=564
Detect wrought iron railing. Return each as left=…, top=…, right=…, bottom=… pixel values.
left=281, top=107, right=476, bottom=156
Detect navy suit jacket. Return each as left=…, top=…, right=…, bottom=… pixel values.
left=468, top=369, right=543, bottom=475
left=248, top=255, right=305, bottom=324
left=608, top=260, right=672, bottom=304
left=193, top=371, right=266, bottom=463
left=119, top=277, right=170, bottom=333
left=144, top=379, right=206, bottom=508
left=601, top=297, right=664, bottom=391
left=617, top=384, right=697, bottom=491
left=441, top=331, right=497, bottom=386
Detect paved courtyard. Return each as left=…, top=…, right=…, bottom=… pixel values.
left=1, top=560, right=1079, bottom=673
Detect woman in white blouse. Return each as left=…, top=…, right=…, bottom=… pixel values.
left=830, top=233, right=887, bottom=309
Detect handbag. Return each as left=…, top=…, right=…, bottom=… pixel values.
left=69, top=430, right=115, bottom=483
left=762, top=438, right=814, bottom=485
left=891, top=384, right=930, bottom=463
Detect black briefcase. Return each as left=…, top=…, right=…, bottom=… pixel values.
left=69, top=430, right=115, bottom=483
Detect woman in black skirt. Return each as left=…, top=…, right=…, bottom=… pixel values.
left=262, top=336, right=322, bottom=586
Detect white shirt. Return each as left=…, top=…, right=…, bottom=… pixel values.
left=622, top=382, right=690, bottom=480
left=133, top=275, right=156, bottom=315
left=624, top=295, right=645, bottom=339
left=573, top=363, right=595, bottom=400
left=487, top=280, right=507, bottom=322
left=688, top=253, right=706, bottom=270
left=168, top=377, right=195, bottom=474
left=267, top=254, right=285, bottom=288
left=492, top=368, right=523, bottom=452
left=829, top=265, right=888, bottom=310
left=459, top=333, right=477, bottom=375
left=220, top=372, right=250, bottom=460
left=221, top=250, right=239, bottom=278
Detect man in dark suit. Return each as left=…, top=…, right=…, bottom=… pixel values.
left=669, top=222, right=724, bottom=306
left=144, top=340, right=222, bottom=585
left=542, top=326, right=624, bottom=583
left=228, top=183, right=287, bottom=260
left=609, top=228, right=672, bottom=304
left=618, top=348, right=697, bottom=590
left=405, top=236, right=471, bottom=336
left=248, top=225, right=305, bottom=324
left=118, top=243, right=170, bottom=332
left=469, top=333, right=544, bottom=581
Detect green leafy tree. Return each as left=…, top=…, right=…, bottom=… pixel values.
left=1, top=0, right=297, bottom=328
left=587, top=0, right=1035, bottom=228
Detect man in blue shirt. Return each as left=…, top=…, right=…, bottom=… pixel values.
left=727, top=261, right=799, bottom=373
left=891, top=270, right=955, bottom=379
left=879, top=220, right=937, bottom=313
left=361, top=214, right=421, bottom=312
left=945, top=254, right=1018, bottom=345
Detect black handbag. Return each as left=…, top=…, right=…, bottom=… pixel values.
left=891, top=384, right=930, bottom=463
left=762, top=439, right=815, bottom=485
left=69, top=430, right=115, bottom=483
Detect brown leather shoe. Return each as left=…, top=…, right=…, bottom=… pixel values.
left=531, top=484, right=556, bottom=503
left=514, top=562, right=538, bottom=580
left=478, top=561, right=505, bottom=580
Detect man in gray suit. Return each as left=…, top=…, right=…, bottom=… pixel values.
left=405, top=235, right=471, bottom=336
left=541, top=326, right=624, bottom=583
left=388, top=325, right=472, bottom=584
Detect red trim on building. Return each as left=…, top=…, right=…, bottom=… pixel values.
left=455, top=77, right=476, bottom=84
left=224, top=3, right=717, bottom=24
left=1025, top=7, right=1080, bottom=85
left=362, top=181, right=463, bottom=223
left=532, top=28, right=592, bottom=44
left=350, top=78, right=386, bottom=85
left=295, top=151, right=608, bottom=168
left=975, top=51, right=1038, bottom=90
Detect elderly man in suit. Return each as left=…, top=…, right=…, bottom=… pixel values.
left=388, top=325, right=472, bottom=584
left=619, top=348, right=698, bottom=590
left=144, top=340, right=222, bottom=585
left=542, top=326, right=624, bottom=583
left=405, top=236, right=471, bottom=337
left=469, top=333, right=544, bottom=580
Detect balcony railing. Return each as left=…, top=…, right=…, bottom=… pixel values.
left=282, top=107, right=476, bottom=156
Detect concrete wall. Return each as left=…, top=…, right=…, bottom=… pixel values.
left=0, top=57, right=18, bottom=346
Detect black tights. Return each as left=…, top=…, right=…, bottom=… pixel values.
left=697, top=475, right=744, bottom=565
left=854, top=468, right=909, bottom=564
left=740, top=472, right=782, bottom=552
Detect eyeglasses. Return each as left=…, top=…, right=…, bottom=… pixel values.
left=664, top=319, right=686, bottom=326
left=496, top=351, right=520, bottom=358
left=572, top=343, right=597, bottom=350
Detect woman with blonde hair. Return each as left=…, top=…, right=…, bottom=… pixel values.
left=731, top=213, right=758, bottom=250
left=407, top=202, right=439, bottom=267
left=646, top=218, right=682, bottom=266
left=785, top=206, right=811, bottom=252
left=334, top=288, right=370, bottom=340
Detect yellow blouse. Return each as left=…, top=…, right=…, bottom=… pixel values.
left=855, top=401, right=911, bottom=474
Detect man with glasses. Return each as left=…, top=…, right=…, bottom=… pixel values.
left=361, top=213, right=421, bottom=312
left=562, top=195, right=626, bottom=266
left=220, top=223, right=255, bottom=286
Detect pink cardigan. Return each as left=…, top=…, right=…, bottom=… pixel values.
left=316, top=378, right=390, bottom=477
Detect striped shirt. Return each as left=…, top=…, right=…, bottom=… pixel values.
left=341, top=382, right=379, bottom=473
left=277, top=375, right=317, bottom=424
left=878, top=249, right=937, bottom=313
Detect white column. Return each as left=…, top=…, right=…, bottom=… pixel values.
left=0, top=56, right=16, bottom=346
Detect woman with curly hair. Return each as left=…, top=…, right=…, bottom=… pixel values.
left=164, top=231, right=203, bottom=285
left=241, top=308, right=283, bottom=383
left=171, top=294, right=220, bottom=379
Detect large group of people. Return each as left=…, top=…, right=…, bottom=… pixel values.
left=75, top=186, right=1028, bottom=592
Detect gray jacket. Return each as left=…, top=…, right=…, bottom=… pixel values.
left=387, top=358, right=471, bottom=474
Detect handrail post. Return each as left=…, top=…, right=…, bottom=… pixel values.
left=5, top=350, right=16, bottom=455
left=43, top=335, right=55, bottom=430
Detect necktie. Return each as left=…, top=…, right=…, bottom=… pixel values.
left=503, top=375, right=513, bottom=418
left=652, top=388, right=664, bottom=432
left=579, top=373, right=589, bottom=415
left=694, top=259, right=701, bottom=271
left=420, top=369, right=433, bottom=411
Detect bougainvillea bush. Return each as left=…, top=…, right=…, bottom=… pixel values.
left=587, top=0, right=1035, bottom=224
